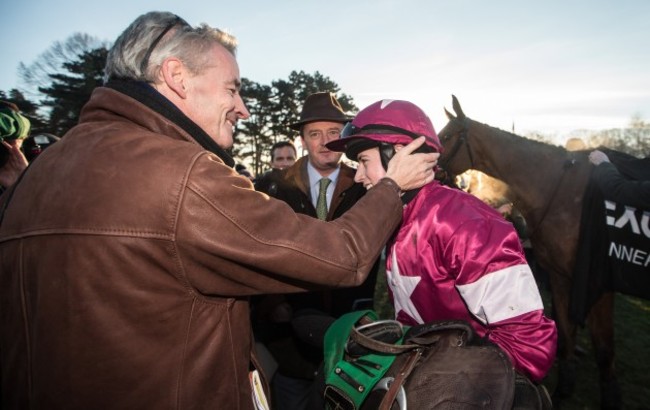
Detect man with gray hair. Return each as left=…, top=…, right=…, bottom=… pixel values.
left=0, top=11, right=438, bottom=409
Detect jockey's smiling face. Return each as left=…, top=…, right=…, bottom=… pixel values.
left=354, top=147, right=384, bottom=190
left=354, top=145, right=403, bottom=190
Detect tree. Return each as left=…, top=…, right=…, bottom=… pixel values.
left=235, top=70, right=357, bottom=174
left=18, top=33, right=110, bottom=104
left=235, top=78, right=275, bottom=176
left=624, top=113, right=650, bottom=156
left=269, top=70, right=357, bottom=143
left=587, top=114, right=650, bottom=157
left=38, top=47, right=108, bottom=136
left=0, top=89, right=48, bottom=134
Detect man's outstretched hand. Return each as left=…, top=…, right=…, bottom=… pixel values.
left=385, top=136, right=440, bottom=191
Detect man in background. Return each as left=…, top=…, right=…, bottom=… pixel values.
left=254, top=140, right=296, bottom=192
left=270, top=140, right=297, bottom=170
left=588, top=149, right=650, bottom=207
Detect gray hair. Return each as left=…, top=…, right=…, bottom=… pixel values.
left=104, top=11, right=238, bottom=83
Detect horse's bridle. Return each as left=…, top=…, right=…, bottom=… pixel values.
left=439, top=118, right=475, bottom=171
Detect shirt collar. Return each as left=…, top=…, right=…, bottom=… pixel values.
left=307, top=160, right=340, bottom=188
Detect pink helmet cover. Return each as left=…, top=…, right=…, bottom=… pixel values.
left=327, top=99, right=442, bottom=153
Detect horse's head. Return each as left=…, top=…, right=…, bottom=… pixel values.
left=438, top=95, right=474, bottom=175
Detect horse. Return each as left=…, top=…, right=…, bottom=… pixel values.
left=437, top=96, right=621, bottom=409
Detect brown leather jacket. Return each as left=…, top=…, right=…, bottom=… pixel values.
left=0, top=86, right=403, bottom=409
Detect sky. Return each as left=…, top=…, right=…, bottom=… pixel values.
left=1, top=0, right=649, bottom=141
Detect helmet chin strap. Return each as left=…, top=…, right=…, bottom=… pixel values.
left=379, top=143, right=396, bottom=171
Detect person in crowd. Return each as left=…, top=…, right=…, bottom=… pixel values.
left=565, top=137, right=587, bottom=151
left=235, top=162, right=255, bottom=181
left=254, top=92, right=383, bottom=409
left=326, top=99, right=557, bottom=388
left=22, top=133, right=61, bottom=162
left=269, top=140, right=297, bottom=170
left=588, top=149, right=650, bottom=208
left=0, top=12, right=438, bottom=409
left=254, top=140, right=296, bottom=192
left=0, top=101, right=30, bottom=190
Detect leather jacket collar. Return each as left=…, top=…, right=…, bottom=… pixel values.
left=105, top=79, right=235, bottom=168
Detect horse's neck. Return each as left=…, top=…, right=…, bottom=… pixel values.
left=466, top=120, right=567, bottom=215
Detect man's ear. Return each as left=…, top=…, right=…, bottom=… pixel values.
left=159, top=57, right=187, bottom=99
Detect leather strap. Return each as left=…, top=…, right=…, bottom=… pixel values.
left=349, top=325, right=419, bottom=354
left=378, top=348, right=422, bottom=410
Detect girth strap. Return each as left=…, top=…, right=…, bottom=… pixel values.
left=378, top=348, right=422, bottom=410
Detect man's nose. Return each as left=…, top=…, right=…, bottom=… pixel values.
left=322, top=135, right=337, bottom=148
left=236, top=95, right=250, bottom=119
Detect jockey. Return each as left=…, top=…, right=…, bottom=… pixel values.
left=326, top=99, right=557, bottom=383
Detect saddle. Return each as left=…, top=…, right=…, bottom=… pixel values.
left=323, top=310, right=516, bottom=409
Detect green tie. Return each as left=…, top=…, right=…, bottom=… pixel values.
left=316, top=178, right=331, bottom=220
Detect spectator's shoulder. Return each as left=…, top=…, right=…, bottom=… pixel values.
left=254, top=169, right=281, bottom=192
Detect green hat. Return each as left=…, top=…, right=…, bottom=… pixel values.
left=0, top=101, right=31, bottom=141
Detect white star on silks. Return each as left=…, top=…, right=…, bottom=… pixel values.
left=386, top=248, right=424, bottom=324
